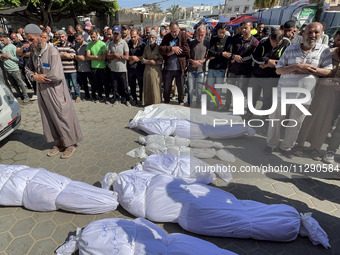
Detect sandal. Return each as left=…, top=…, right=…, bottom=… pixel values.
left=310, top=150, right=322, bottom=161
left=60, top=146, right=76, bottom=159
left=293, top=146, right=304, bottom=157
left=47, top=146, right=63, bottom=157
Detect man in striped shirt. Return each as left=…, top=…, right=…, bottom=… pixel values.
left=264, top=22, right=332, bottom=157
left=55, top=30, right=81, bottom=102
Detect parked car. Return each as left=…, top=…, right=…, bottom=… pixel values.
left=0, top=69, right=21, bottom=142
left=325, top=26, right=340, bottom=47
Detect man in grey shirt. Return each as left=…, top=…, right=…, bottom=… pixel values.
left=187, top=26, right=208, bottom=106
left=107, top=25, right=130, bottom=106
left=75, top=32, right=92, bottom=100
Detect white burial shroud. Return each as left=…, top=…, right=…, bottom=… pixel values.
left=0, top=164, right=118, bottom=214
left=129, top=103, right=244, bottom=127
left=102, top=154, right=232, bottom=187
left=126, top=135, right=236, bottom=162
left=130, top=118, right=255, bottom=140
left=105, top=167, right=330, bottom=248
left=56, top=218, right=237, bottom=255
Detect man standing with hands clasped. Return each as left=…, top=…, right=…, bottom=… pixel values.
left=159, top=21, right=189, bottom=105
left=24, top=24, right=83, bottom=159
left=264, top=22, right=332, bottom=158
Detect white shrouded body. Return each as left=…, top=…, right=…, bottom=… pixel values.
left=112, top=169, right=330, bottom=248
left=56, top=218, right=237, bottom=255
left=0, top=164, right=118, bottom=214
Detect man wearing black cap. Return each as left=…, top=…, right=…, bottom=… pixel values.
left=121, top=25, right=131, bottom=43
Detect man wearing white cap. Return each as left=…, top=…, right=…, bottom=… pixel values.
left=24, top=24, right=83, bottom=159
left=85, top=21, right=93, bottom=31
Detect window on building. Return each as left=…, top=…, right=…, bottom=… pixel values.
left=234, top=6, right=240, bottom=12
left=244, top=5, right=249, bottom=12
left=227, top=7, right=232, bottom=12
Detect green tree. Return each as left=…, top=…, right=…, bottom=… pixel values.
left=254, top=0, right=279, bottom=9
left=0, top=0, right=119, bottom=26
left=167, top=4, right=180, bottom=21
left=144, top=3, right=163, bottom=13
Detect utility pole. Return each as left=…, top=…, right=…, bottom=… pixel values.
left=314, top=0, right=325, bottom=22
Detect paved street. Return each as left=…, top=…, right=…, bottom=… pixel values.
left=0, top=98, right=339, bottom=255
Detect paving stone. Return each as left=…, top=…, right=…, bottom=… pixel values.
left=10, top=218, right=35, bottom=237
left=81, top=157, right=97, bottom=166
left=0, top=216, right=16, bottom=233
left=252, top=180, right=276, bottom=193
left=68, top=165, right=84, bottom=175
left=32, top=212, right=54, bottom=222
left=31, top=221, right=56, bottom=240
left=111, top=159, right=128, bottom=169
left=97, top=158, right=111, bottom=167
left=309, top=197, right=337, bottom=214
left=13, top=208, right=34, bottom=220
left=28, top=239, right=57, bottom=255
left=287, top=194, right=315, bottom=209
left=272, top=182, right=295, bottom=197
left=5, top=235, right=33, bottom=255
left=0, top=207, right=16, bottom=217
left=72, top=215, right=95, bottom=228
left=52, top=223, right=77, bottom=244
left=67, top=156, right=84, bottom=166
left=83, top=165, right=101, bottom=176
left=52, top=212, right=74, bottom=225
left=0, top=159, right=14, bottom=164
left=12, top=153, right=27, bottom=161
left=1, top=151, right=16, bottom=160
left=0, top=232, right=12, bottom=251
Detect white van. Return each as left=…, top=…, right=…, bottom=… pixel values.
left=0, top=69, right=21, bottom=142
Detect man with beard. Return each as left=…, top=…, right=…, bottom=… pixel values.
left=128, top=29, right=145, bottom=106
left=24, top=24, right=83, bottom=159
left=159, top=21, right=190, bottom=105
left=187, top=26, right=208, bottom=106
left=121, top=25, right=131, bottom=43
left=75, top=32, right=92, bottom=101
left=225, top=21, right=259, bottom=111
left=143, top=26, right=152, bottom=45
left=264, top=22, right=332, bottom=157
left=107, top=25, right=130, bottom=106
left=206, top=23, right=230, bottom=109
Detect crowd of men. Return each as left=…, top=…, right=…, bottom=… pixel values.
left=1, top=19, right=340, bottom=163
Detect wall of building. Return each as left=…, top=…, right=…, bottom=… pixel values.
left=224, top=0, right=256, bottom=14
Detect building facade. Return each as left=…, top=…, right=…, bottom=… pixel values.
left=224, top=0, right=256, bottom=14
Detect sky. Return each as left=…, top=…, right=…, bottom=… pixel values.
left=117, top=0, right=225, bottom=12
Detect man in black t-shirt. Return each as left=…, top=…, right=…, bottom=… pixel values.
left=206, top=23, right=230, bottom=109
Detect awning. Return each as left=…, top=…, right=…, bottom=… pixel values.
left=226, top=15, right=261, bottom=26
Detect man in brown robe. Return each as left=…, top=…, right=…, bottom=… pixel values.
left=24, top=24, right=83, bottom=159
